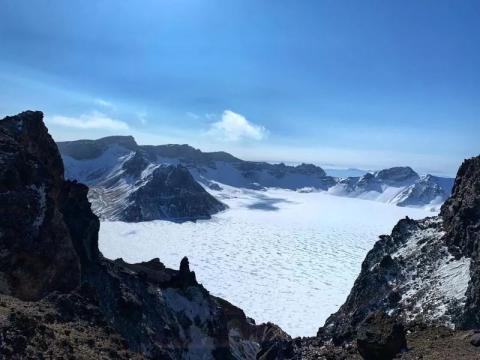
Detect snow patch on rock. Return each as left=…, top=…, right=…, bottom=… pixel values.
left=29, top=184, right=46, bottom=229
left=392, top=218, right=471, bottom=327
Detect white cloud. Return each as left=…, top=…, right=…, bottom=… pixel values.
left=208, top=110, right=267, bottom=141
left=94, top=98, right=115, bottom=109
left=49, top=111, right=129, bottom=130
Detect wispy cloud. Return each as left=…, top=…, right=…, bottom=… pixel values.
left=49, top=111, right=129, bottom=130
left=208, top=110, right=267, bottom=141
left=137, top=111, right=148, bottom=124
left=94, top=98, right=115, bottom=109
left=186, top=112, right=201, bottom=120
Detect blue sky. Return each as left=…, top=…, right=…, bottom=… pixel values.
left=0, top=0, right=479, bottom=175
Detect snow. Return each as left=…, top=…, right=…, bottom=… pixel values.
left=329, top=182, right=416, bottom=204
left=29, top=184, right=46, bottom=229
left=163, top=287, right=214, bottom=323
left=392, top=217, right=471, bottom=327
left=436, top=255, right=471, bottom=301
left=99, top=187, right=432, bottom=337
left=190, top=161, right=328, bottom=190
left=62, top=144, right=133, bottom=185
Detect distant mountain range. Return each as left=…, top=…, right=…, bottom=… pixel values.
left=57, top=136, right=454, bottom=222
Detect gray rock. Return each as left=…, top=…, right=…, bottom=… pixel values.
left=470, top=333, right=480, bottom=347
left=356, top=311, right=406, bottom=360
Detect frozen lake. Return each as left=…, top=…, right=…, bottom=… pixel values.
left=99, top=188, right=433, bottom=337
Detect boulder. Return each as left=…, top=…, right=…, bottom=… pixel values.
left=470, top=333, right=480, bottom=347
left=356, top=311, right=406, bottom=360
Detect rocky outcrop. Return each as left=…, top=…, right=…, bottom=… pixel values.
left=0, top=289, right=145, bottom=360
left=314, top=155, right=480, bottom=356
left=440, top=156, right=480, bottom=328
left=0, top=111, right=82, bottom=300
left=0, top=111, right=286, bottom=359
left=122, top=164, right=226, bottom=222
left=57, top=135, right=138, bottom=160
left=394, top=174, right=454, bottom=208
left=356, top=311, right=407, bottom=360
left=375, top=166, right=419, bottom=185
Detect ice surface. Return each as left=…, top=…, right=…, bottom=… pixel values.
left=99, top=188, right=432, bottom=337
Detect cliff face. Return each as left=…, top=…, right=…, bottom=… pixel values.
left=318, top=157, right=480, bottom=345
left=0, top=111, right=287, bottom=359
left=441, top=157, right=480, bottom=328
left=0, top=111, right=83, bottom=300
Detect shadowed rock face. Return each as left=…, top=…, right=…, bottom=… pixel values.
left=57, top=135, right=138, bottom=160
left=122, top=164, right=227, bottom=222
left=375, top=166, right=419, bottom=185
left=0, top=111, right=288, bottom=359
left=0, top=111, right=83, bottom=300
left=441, top=157, right=480, bottom=328
left=441, top=157, right=480, bottom=257
left=356, top=311, right=407, bottom=360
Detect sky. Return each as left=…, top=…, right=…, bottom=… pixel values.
left=0, top=0, right=479, bottom=175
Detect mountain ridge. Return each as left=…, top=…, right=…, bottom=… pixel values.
left=58, top=135, right=454, bottom=223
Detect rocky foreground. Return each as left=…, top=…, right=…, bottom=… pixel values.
left=0, top=111, right=288, bottom=359
left=0, top=110, right=479, bottom=359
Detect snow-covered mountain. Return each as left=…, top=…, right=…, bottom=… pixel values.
left=58, top=137, right=226, bottom=222
left=328, top=168, right=454, bottom=210
left=58, top=136, right=454, bottom=221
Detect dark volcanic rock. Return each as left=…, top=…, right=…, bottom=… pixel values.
left=441, top=156, right=480, bottom=328
left=471, top=333, right=480, bottom=347
left=318, top=223, right=408, bottom=344
left=356, top=172, right=383, bottom=193
left=441, top=156, right=480, bottom=257
left=0, top=111, right=81, bottom=300
left=374, top=166, right=419, bottom=185
left=57, top=135, right=138, bottom=160
left=0, top=290, right=145, bottom=360
left=356, top=311, right=406, bottom=360
left=122, top=164, right=227, bottom=222
left=122, top=150, right=151, bottom=177
left=396, top=174, right=451, bottom=207
left=59, top=180, right=100, bottom=266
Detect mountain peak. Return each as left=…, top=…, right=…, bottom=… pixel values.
left=57, top=135, right=138, bottom=160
